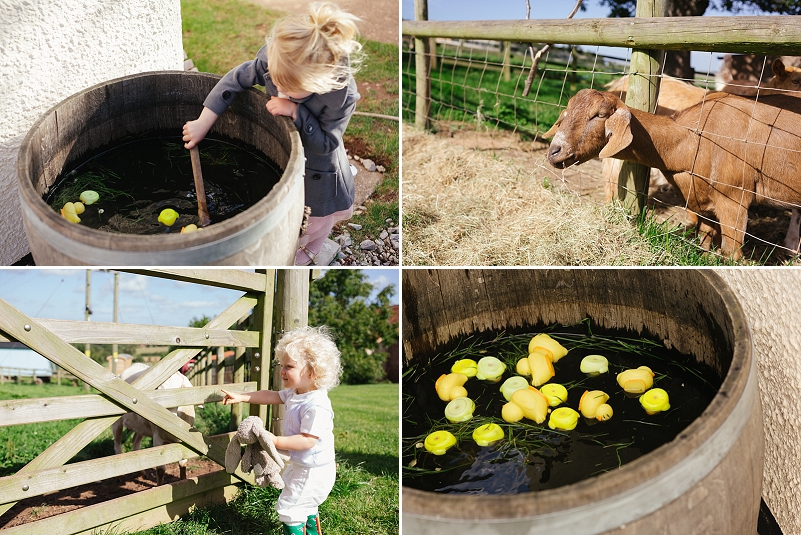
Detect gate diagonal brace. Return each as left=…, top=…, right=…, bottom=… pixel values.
left=0, top=298, right=235, bottom=477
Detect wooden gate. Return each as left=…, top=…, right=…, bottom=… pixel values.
left=0, top=269, right=311, bottom=534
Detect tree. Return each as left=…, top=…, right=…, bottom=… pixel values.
left=599, top=0, right=800, bottom=79
left=308, top=270, right=398, bottom=384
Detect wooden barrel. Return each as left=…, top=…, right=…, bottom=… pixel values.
left=402, top=269, right=763, bottom=535
left=17, top=71, right=305, bottom=265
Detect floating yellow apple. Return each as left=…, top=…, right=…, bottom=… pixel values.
left=579, top=390, right=610, bottom=419
left=73, top=201, right=85, bottom=215
left=617, top=366, right=655, bottom=394
left=476, top=356, right=506, bottom=382
left=473, top=423, right=504, bottom=446
left=528, top=333, right=569, bottom=363
left=424, top=430, right=457, bottom=455
left=548, top=407, right=580, bottom=431
left=540, top=383, right=568, bottom=407
left=640, top=388, right=670, bottom=415
left=158, top=208, right=180, bottom=226
left=500, top=376, right=529, bottom=401
left=435, top=372, right=469, bottom=401
left=580, top=355, right=609, bottom=375
left=181, top=224, right=199, bottom=234
left=502, top=387, right=549, bottom=424
left=451, top=359, right=478, bottom=377
left=444, top=397, right=475, bottom=422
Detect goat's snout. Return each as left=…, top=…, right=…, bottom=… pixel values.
left=547, top=139, right=575, bottom=169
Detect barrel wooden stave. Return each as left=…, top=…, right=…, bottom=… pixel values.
left=17, top=71, right=304, bottom=266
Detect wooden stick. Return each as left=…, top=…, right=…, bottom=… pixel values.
left=190, top=146, right=212, bottom=227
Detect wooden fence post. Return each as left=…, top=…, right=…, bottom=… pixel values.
left=614, top=0, right=667, bottom=214
left=230, top=346, right=246, bottom=431
left=249, top=269, right=275, bottom=425
left=270, top=270, right=310, bottom=436
left=415, top=0, right=431, bottom=129
left=216, top=346, right=225, bottom=386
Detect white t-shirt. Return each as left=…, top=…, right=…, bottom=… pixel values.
left=278, top=388, right=335, bottom=467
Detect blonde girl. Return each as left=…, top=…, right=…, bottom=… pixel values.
left=220, top=326, right=343, bottom=535
left=183, top=3, right=362, bottom=265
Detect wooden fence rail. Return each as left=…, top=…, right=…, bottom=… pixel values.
left=0, top=269, right=312, bottom=534
left=402, top=16, right=801, bottom=56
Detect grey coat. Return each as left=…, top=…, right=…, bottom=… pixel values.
left=203, top=45, right=360, bottom=217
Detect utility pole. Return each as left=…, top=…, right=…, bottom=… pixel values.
left=84, top=270, right=92, bottom=392
left=112, top=271, right=118, bottom=376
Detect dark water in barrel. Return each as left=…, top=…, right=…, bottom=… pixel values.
left=402, top=324, right=720, bottom=494
left=47, top=132, right=282, bottom=234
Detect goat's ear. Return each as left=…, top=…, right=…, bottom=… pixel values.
left=599, top=108, right=633, bottom=158
left=772, top=58, right=787, bottom=79
left=543, top=111, right=565, bottom=138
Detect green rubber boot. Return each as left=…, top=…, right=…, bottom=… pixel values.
left=282, top=523, right=306, bottom=535
left=306, top=514, right=322, bottom=535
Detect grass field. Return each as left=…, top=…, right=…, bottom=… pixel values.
left=402, top=43, right=620, bottom=138
left=182, top=0, right=399, bottom=250
left=0, top=382, right=399, bottom=535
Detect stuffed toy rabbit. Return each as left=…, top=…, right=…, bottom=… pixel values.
left=225, top=416, right=287, bottom=488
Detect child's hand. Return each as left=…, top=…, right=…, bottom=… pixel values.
left=182, top=120, right=208, bottom=149
left=266, top=96, right=298, bottom=120
left=220, top=389, right=242, bottom=405
left=183, top=107, right=220, bottom=149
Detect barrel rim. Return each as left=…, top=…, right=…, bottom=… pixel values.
left=16, top=70, right=304, bottom=258
left=401, top=269, right=755, bottom=521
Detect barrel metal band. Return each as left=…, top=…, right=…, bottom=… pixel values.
left=23, top=176, right=302, bottom=265
left=404, top=355, right=759, bottom=535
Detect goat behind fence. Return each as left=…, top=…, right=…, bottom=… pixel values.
left=402, top=21, right=801, bottom=264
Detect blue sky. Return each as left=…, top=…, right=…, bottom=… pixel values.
left=0, top=269, right=398, bottom=327
left=401, top=0, right=773, bottom=72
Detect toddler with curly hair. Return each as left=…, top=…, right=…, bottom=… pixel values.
left=221, top=325, right=343, bottom=535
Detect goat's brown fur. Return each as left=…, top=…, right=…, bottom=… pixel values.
left=546, top=88, right=801, bottom=260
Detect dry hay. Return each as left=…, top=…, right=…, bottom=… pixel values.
left=402, top=125, right=670, bottom=266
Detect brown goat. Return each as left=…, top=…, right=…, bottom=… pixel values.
left=602, top=77, right=708, bottom=202
left=764, top=58, right=801, bottom=96
left=545, top=88, right=801, bottom=260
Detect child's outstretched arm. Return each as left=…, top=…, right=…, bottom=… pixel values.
left=183, top=107, right=219, bottom=149
left=220, top=388, right=282, bottom=406
left=273, top=433, right=318, bottom=451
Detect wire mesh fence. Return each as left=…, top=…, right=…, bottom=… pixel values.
left=402, top=31, right=801, bottom=265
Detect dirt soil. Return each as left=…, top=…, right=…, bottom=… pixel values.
left=0, top=459, right=223, bottom=529
left=439, top=125, right=798, bottom=264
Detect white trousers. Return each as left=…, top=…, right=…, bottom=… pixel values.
left=276, top=462, right=337, bottom=525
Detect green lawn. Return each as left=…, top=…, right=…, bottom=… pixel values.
left=133, top=383, right=399, bottom=535
left=0, top=382, right=399, bottom=535
left=182, top=0, right=399, bottom=255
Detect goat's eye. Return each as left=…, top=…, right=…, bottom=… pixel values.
left=793, top=79, right=800, bottom=86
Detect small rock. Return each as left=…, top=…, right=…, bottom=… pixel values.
left=348, top=223, right=363, bottom=231
left=377, top=165, right=385, bottom=173
left=361, top=159, right=377, bottom=172
left=360, top=240, right=377, bottom=251
left=379, top=230, right=389, bottom=240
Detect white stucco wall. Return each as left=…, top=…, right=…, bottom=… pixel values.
left=0, top=0, right=183, bottom=265
left=717, top=269, right=801, bottom=535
